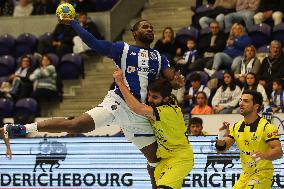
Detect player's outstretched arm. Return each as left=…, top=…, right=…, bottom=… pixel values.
left=113, top=68, right=156, bottom=120
left=59, top=16, right=112, bottom=56
left=215, top=122, right=235, bottom=153
left=0, top=128, right=12, bottom=159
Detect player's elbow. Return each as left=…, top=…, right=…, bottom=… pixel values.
left=132, top=106, right=145, bottom=116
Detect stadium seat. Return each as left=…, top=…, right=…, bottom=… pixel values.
left=272, top=23, right=284, bottom=45
left=0, top=34, right=15, bottom=56
left=0, top=98, right=14, bottom=117
left=0, top=55, right=15, bottom=77
left=257, top=45, right=270, bottom=53
left=15, top=33, right=37, bottom=58
left=59, top=53, right=84, bottom=80
left=211, top=70, right=224, bottom=80
left=195, top=4, right=213, bottom=13
left=47, top=53, right=60, bottom=68
left=176, top=26, right=199, bottom=46
left=248, top=23, right=271, bottom=48
left=14, top=98, right=38, bottom=124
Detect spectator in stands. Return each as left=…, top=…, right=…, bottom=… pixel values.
left=13, top=0, right=34, bottom=17
left=29, top=55, right=57, bottom=101
left=199, top=0, right=237, bottom=29
left=73, top=12, right=104, bottom=54
left=258, top=40, right=284, bottom=98
left=8, top=55, right=34, bottom=99
left=233, top=45, right=261, bottom=83
left=204, top=23, right=252, bottom=76
left=37, top=23, right=76, bottom=57
left=174, top=38, right=199, bottom=76
left=224, top=0, right=260, bottom=29
left=191, top=91, right=214, bottom=114
left=154, top=27, right=178, bottom=65
left=0, top=0, right=14, bottom=16
left=254, top=0, right=284, bottom=26
left=212, top=70, right=241, bottom=113
left=74, top=0, right=96, bottom=13
left=32, top=0, right=57, bottom=15
left=184, top=73, right=210, bottom=112
left=188, top=117, right=208, bottom=136
left=266, top=79, right=284, bottom=113
left=190, top=21, right=226, bottom=71
left=242, top=72, right=269, bottom=107
left=191, top=0, right=215, bottom=12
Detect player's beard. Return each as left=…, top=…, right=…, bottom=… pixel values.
left=137, top=33, right=154, bottom=45
left=240, top=108, right=253, bottom=116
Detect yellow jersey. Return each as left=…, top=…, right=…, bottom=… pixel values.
left=151, top=104, right=193, bottom=159
left=229, top=116, right=279, bottom=174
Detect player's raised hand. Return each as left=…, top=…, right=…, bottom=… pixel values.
left=218, top=122, right=230, bottom=140
left=113, top=68, right=124, bottom=85
left=57, top=14, right=73, bottom=25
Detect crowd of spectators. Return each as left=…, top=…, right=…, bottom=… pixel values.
left=152, top=0, right=284, bottom=122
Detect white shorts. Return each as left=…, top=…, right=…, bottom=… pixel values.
left=86, top=90, right=155, bottom=149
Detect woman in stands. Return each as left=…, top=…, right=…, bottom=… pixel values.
left=9, top=55, right=34, bottom=99
left=211, top=70, right=241, bottom=113
left=233, top=45, right=261, bottom=84
left=153, top=27, right=178, bottom=65
left=29, top=55, right=57, bottom=101
left=243, top=72, right=269, bottom=107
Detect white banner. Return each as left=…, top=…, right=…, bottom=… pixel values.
left=0, top=136, right=283, bottom=188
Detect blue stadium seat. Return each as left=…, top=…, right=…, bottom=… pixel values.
left=15, top=33, right=37, bottom=58
left=0, top=34, right=15, bottom=56
left=0, top=55, right=15, bottom=77
left=176, top=26, right=199, bottom=46
left=47, top=53, right=60, bottom=68
left=248, top=23, right=271, bottom=48
left=59, top=53, right=84, bottom=80
left=272, top=22, right=284, bottom=46
left=0, top=98, right=14, bottom=117
left=14, top=98, right=38, bottom=116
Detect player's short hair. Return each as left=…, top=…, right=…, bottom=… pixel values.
left=79, top=12, right=87, bottom=16
left=189, top=73, right=201, bottom=82
left=148, top=79, right=172, bottom=98
left=131, top=19, right=148, bottom=32
left=242, top=90, right=263, bottom=112
left=189, top=117, right=203, bottom=126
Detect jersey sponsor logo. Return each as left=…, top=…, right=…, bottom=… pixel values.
left=127, top=66, right=136, bottom=73
left=139, top=51, right=147, bottom=58
left=267, top=131, right=279, bottom=138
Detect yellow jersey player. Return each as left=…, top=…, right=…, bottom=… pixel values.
left=113, top=68, right=194, bottom=189
left=216, top=90, right=283, bottom=189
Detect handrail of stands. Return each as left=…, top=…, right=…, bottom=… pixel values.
left=0, top=0, right=147, bottom=41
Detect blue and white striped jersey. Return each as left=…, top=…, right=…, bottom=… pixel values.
left=109, top=42, right=170, bottom=102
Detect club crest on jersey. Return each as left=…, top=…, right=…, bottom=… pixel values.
left=149, top=52, right=157, bottom=60
left=139, top=51, right=147, bottom=58
left=127, top=66, right=136, bottom=73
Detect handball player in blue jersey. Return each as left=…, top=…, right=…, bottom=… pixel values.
left=3, top=17, right=184, bottom=188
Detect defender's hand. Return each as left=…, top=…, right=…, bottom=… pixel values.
left=113, top=68, right=124, bottom=85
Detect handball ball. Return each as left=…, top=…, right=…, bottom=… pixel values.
left=56, top=3, right=76, bottom=19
